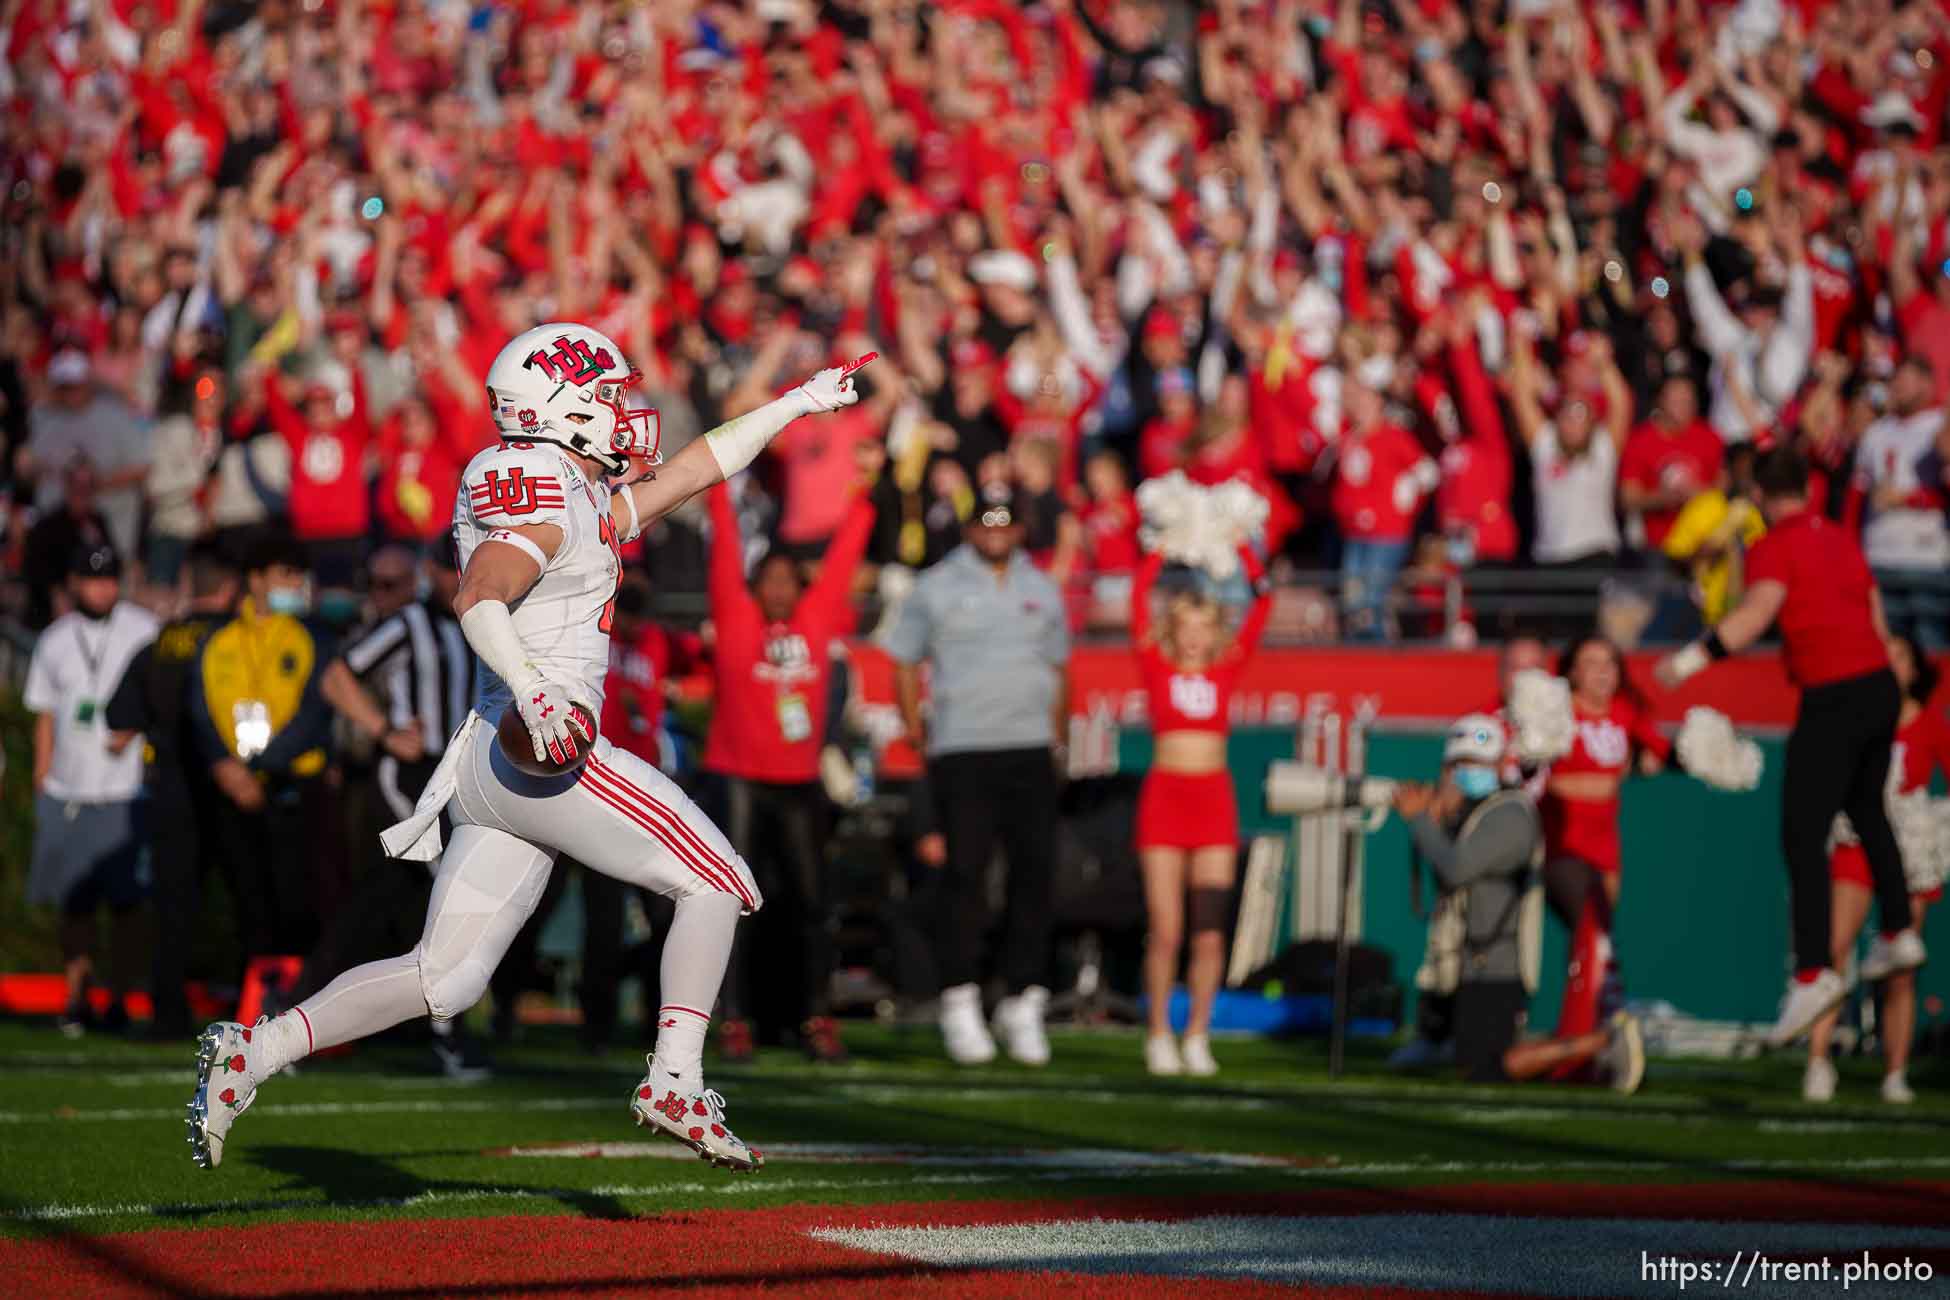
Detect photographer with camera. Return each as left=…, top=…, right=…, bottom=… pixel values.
left=1391, top=717, right=1644, bottom=1093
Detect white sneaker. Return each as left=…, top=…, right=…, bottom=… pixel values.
left=992, top=985, right=1051, bottom=1066
left=187, top=1019, right=268, bottom=1170
left=1767, top=970, right=1847, bottom=1048
left=1144, top=1033, right=1183, bottom=1076
left=1600, top=1012, right=1645, bottom=1095
left=1860, top=930, right=1926, bottom=983
left=629, top=1063, right=763, bottom=1172
left=1881, top=1071, right=1915, bottom=1105
left=939, top=983, right=996, bottom=1065
left=1802, top=1056, right=1838, bottom=1103
left=1180, top=1033, right=1219, bottom=1077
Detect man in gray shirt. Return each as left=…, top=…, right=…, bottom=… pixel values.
left=1393, top=714, right=1643, bottom=1092
left=886, top=482, right=1071, bottom=1068
left=20, top=351, right=152, bottom=566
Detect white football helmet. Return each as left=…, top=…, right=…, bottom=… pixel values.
left=484, top=322, right=661, bottom=475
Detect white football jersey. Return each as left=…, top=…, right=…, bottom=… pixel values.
left=454, top=441, right=626, bottom=718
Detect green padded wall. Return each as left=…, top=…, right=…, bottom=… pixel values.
left=1121, top=729, right=1950, bottom=1031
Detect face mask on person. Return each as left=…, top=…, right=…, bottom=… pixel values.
left=264, top=585, right=310, bottom=617
left=1452, top=764, right=1501, bottom=801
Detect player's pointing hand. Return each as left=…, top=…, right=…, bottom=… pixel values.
left=794, top=352, right=877, bottom=413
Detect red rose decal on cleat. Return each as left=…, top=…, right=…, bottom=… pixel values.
left=219, top=1088, right=236, bottom=1105
left=638, top=1086, right=651, bottom=1099
left=692, top=1100, right=707, bottom=1116
left=710, top=1124, right=725, bottom=1138
left=688, top=1127, right=704, bottom=1141
left=241, top=1028, right=252, bottom=1042
left=228, top=1055, right=245, bottom=1072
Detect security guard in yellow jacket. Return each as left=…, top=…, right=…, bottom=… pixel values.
left=189, top=532, right=338, bottom=956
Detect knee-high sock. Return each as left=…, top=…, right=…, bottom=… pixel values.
left=257, top=953, right=426, bottom=1077
left=648, top=891, right=741, bottom=1092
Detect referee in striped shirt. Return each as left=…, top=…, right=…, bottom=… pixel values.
left=310, top=544, right=487, bottom=1077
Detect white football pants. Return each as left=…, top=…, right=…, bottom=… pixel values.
left=274, top=729, right=760, bottom=1067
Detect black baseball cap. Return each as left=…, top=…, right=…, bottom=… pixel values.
left=69, top=541, right=121, bottom=579
left=973, top=481, right=1021, bottom=528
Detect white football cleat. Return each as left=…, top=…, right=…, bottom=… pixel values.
left=1881, top=1071, right=1915, bottom=1105
left=1766, top=969, right=1847, bottom=1048
left=187, top=1019, right=266, bottom=1169
left=1802, top=1056, right=1838, bottom=1103
left=1860, top=929, right=1926, bottom=983
left=1180, top=1033, right=1219, bottom=1078
left=1143, top=1033, right=1183, bottom=1076
left=629, top=1065, right=762, bottom=1173
left=939, top=983, right=996, bottom=1065
left=992, top=985, right=1051, bottom=1066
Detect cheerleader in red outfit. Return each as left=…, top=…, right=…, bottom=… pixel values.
left=1807, top=634, right=1946, bottom=1105
left=1543, top=634, right=1671, bottom=1060
left=1132, top=545, right=1272, bottom=1078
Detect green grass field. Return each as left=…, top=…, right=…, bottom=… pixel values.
left=5, top=1021, right=1950, bottom=1295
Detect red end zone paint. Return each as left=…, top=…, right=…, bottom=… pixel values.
left=5, top=1182, right=1948, bottom=1299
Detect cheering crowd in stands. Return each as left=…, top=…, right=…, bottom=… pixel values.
left=2, top=0, right=1948, bottom=647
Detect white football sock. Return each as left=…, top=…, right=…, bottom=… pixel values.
left=649, top=891, right=741, bottom=1091
left=259, top=953, right=426, bottom=1076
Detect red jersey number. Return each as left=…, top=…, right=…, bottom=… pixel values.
left=597, top=511, right=623, bottom=634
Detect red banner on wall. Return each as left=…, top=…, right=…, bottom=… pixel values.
left=838, top=642, right=1808, bottom=741
left=1059, top=646, right=1806, bottom=732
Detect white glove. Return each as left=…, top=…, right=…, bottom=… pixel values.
left=1674, top=706, right=1763, bottom=792
left=514, top=678, right=596, bottom=767
left=794, top=352, right=877, bottom=413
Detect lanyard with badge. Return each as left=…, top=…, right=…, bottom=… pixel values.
left=66, top=615, right=115, bottom=823
left=71, top=616, right=110, bottom=730
left=766, top=626, right=813, bottom=744
left=232, top=612, right=275, bottom=761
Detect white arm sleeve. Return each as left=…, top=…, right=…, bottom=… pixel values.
left=458, top=600, right=542, bottom=696
left=703, top=390, right=815, bottom=480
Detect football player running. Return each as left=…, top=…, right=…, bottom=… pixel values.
left=186, top=323, right=872, bottom=1174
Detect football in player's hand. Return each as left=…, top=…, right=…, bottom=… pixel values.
left=497, top=702, right=597, bottom=778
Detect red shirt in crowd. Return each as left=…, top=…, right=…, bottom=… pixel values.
left=1332, top=423, right=1431, bottom=543
left=1130, top=548, right=1271, bottom=736
left=263, top=371, right=372, bottom=542
left=1542, top=693, right=1671, bottom=875
left=1431, top=338, right=1517, bottom=563
left=1743, top=508, right=1891, bottom=688
left=601, top=620, right=703, bottom=768
left=1619, top=419, right=1725, bottom=549
left=1897, top=289, right=1950, bottom=406
left=702, top=484, right=874, bottom=783
left=1078, top=493, right=1142, bottom=574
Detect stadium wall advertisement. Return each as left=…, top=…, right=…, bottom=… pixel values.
left=843, top=644, right=1949, bottom=1031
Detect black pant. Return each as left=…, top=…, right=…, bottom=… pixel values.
left=719, top=778, right=832, bottom=1024
left=1782, top=668, right=1912, bottom=971
left=149, top=773, right=220, bottom=1036
left=929, top=747, right=1059, bottom=994
left=1455, top=979, right=1526, bottom=1083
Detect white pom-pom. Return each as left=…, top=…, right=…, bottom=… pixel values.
left=1506, top=670, right=1574, bottom=765
left=1136, top=472, right=1267, bottom=579
left=1887, top=788, right=1942, bottom=895
left=1675, top=707, right=1763, bottom=792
